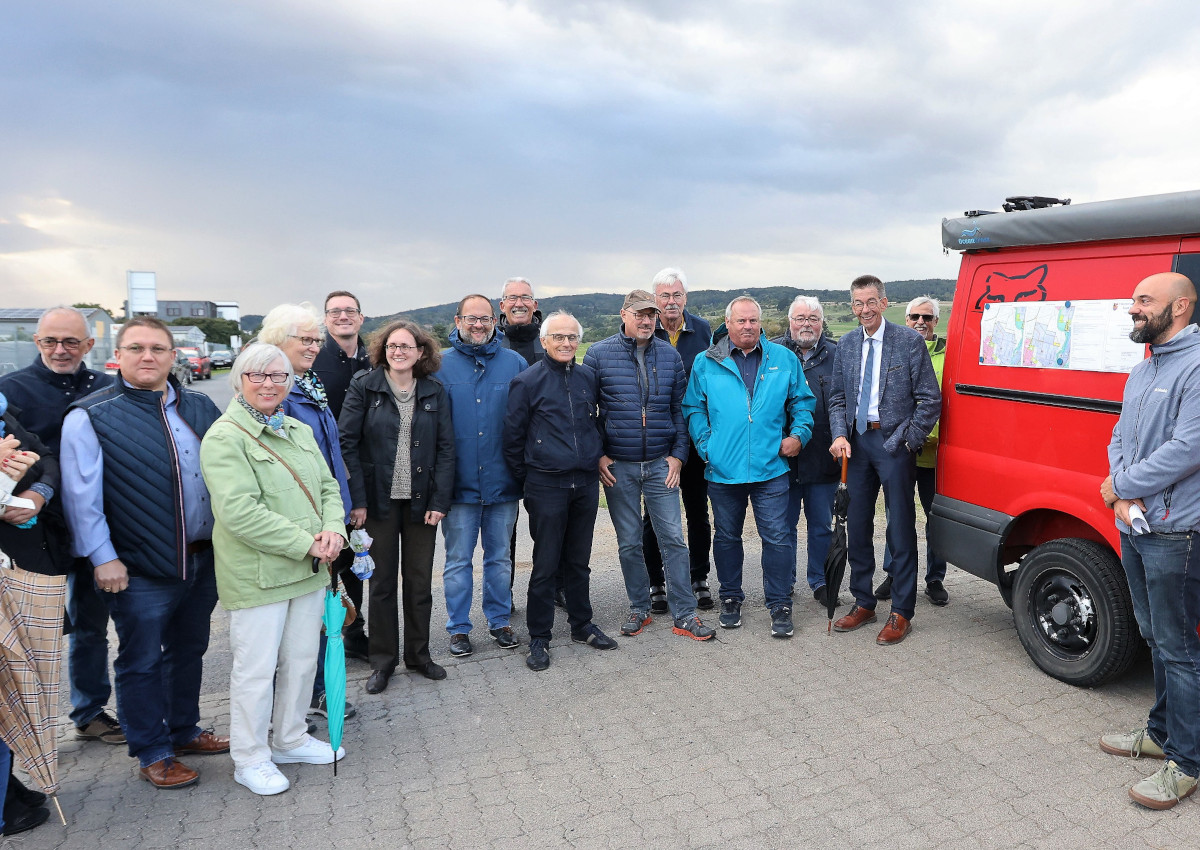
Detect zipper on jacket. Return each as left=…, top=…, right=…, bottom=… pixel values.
left=565, top=364, right=580, bottom=485
left=159, top=395, right=188, bottom=580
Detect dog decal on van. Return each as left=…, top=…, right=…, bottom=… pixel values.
left=972, top=264, right=1049, bottom=311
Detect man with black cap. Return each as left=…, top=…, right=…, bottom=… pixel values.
left=582, top=291, right=715, bottom=642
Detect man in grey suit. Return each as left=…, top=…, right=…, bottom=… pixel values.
left=828, top=275, right=941, bottom=645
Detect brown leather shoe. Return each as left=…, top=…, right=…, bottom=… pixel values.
left=174, top=730, right=230, bottom=756
left=833, top=604, right=877, bottom=632
left=139, top=757, right=199, bottom=789
left=876, top=612, right=911, bottom=645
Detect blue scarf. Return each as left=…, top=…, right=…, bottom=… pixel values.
left=0, top=391, right=7, bottom=438
left=295, top=370, right=329, bottom=411
left=237, top=395, right=285, bottom=434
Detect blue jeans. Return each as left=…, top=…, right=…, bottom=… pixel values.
left=103, top=551, right=219, bottom=768
left=441, top=501, right=518, bottom=634
left=786, top=480, right=839, bottom=591
left=1121, top=531, right=1200, bottom=777
left=604, top=458, right=695, bottom=620
left=0, top=742, right=9, bottom=831
left=708, top=473, right=793, bottom=610
left=67, top=563, right=114, bottom=727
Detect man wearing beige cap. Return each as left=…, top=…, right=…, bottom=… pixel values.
left=582, top=291, right=715, bottom=642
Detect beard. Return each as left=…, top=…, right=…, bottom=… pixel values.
left=1129, top=304, right=1173, bottom=344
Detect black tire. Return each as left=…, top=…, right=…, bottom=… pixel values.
left=1012, top=538, right=1138, bottom=687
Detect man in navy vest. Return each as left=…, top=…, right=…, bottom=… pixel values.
left=61, top=317, right=229, bottom=789
left=0, top=307, right=118, bottom=744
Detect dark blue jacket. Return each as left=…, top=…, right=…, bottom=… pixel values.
left=772, top=332, right=839, bottom=485
left=437, top=329, right=527, bottom=504
left=283, top=383, right=352, bottom=523
left=581, top=332, right=689, bottom=464
left=0, top=357, right=113, bottom=453
left=503, top=354, right=602, bottom=489
left=72, top=377, right=221, bottom=581
left=654, top=310, right=712, bottom=382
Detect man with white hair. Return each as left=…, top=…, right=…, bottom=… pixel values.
left=875, top=296, right=950, bottom=606
left=0, top=307, right=119, bottom=745
left=497, top=277, right=544, bottom=366
left=772, top=296, right=841, bottom=607
left=644, top=268, right=716, bottom=612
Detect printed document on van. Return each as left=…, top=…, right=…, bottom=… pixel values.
left=979, top=300, right=1144, bottom=373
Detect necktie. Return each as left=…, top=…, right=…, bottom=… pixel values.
left=856, top=337, right=875, bottom=435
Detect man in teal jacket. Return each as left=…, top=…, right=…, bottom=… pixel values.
left=683, top=296, right=815, bottom=639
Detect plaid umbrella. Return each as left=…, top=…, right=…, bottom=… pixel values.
left=322, top=574, right=349, bottom=777
left=0, top=559, right=67, bottom=823
left=823, top=456, right=850, bottom=630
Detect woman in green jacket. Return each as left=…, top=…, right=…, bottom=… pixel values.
left=200, top=344, right=347, bottom=797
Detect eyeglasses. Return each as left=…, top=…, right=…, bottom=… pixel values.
left=36, top=337, right=85, bottom=351
left=244, top=371, right=289, bottom=384
left=502, top=294, right=535, bottom=303
left=546, top=333, right=580, bottom=344
left=289, top=335, right=322, bottom=347
left=657, top=293, right=686, bottom=302
left=458, top=315, right=496, bottom=326
left=790, top=316, right=822, bottom=325
left=852, top=299, right=882, bottom=310
left=907, top=313, right=935, bottom=322
left=120, top=344, right=173, bottom=356
left=325, top=307, right=362, bottom=317
left=385, top=343, right=420, bottom=354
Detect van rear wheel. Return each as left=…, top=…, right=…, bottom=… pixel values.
left=1012, top=538, right=1137, bottom=687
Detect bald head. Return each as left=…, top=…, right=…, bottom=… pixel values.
left=34, top=307, right=94, bottom=374
left=1129, top=272, right=1196, bottom=346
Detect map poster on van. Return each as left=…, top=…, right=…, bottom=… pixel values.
left=979, top=299, right=1145, bottom=373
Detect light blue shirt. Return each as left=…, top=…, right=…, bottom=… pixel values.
left=61, top=382, right=214, bottom=567
left=858, top=321, right=886, bottom=422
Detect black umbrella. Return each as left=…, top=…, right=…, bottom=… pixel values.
left=823, top=456, right=850, bottom=630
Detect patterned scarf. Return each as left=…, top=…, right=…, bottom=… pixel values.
left=237, top=394, right=286, bottom=434
left=294, top=369, right=329, bottom=411
left=0, top=390, right=6, bottom=437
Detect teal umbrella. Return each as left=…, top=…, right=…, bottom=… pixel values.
left=322, top=587, right=347, bottom=776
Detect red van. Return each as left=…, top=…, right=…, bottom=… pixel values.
left=931, top=191, right=1200, bottom=686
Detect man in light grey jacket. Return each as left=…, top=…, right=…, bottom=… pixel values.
left=1100, top=271, right=1200, bottom=810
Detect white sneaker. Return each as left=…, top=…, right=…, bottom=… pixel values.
left=234, top=761, right=290, bottom=796
left=270, top=733, right=346, bottom=765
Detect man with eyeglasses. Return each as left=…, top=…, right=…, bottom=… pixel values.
left=643, top=268, right=716, bottom=613
left=312, top=290, right=370, bottom=659
left=497, top=277, right=544, bottom=366
left=60, top=316, right=229, bottom=789
left=583, top=290, right=715, bottom=642
left=0, top=307, right=120, bottom=747
left=771, top=296, right=842, bottom=609
left=684, top=296, right=814, bottom=639
left=436, top=295, right=527, bottom=658
left=828, top=276, right=941, bottom=646
left=875, top=297, right=950, bottom=606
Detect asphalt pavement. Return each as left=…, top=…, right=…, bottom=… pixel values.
left=17, top=375, right=1187, bottom=849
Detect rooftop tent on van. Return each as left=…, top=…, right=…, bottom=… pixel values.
left=931, top=188, right=1200, bottom=688
left=942, top=189, right=1200, bottom=252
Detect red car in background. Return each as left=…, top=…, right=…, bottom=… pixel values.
left=177, top=347, right=212, bottom=380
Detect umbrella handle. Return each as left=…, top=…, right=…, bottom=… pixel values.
left=840, top=455, right=848, bottom=484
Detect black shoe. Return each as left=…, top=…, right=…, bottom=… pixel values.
left=309, top=691, right=357, bottom=720
left=406, top=661, right=447, bottom=681
left=649, top=585, right=669, bottom=615
left=6, top=775, right=46, bottom=808
left=489, top=626, right=520, bottom=649
left=365, top=669, right=391, bottom=694
left=527, top=638, right=550, bottom=672
left=692, top=579, right=714, bottom=610
left=2, top=800, right=49, bottom=836
left=874, top=575, right=893, bottom=600
left=813, top=584, right=840, bottom=609
left=925, top=580, right=949, bottom=606
left=554, top=589, right=568, bottom=609
left=770, top=606, right=794, bottom=639
left=449, top=634, right=473, bottom=657
left=343, top=633, right=370, bottom=662
left=571, top=624, right=618, bottom=650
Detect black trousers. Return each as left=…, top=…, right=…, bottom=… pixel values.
left=365, top=500, right=437, bottom=672
left=524, top=481, right=599, bottom=641
left=510, top=500, right=565, bottom=594
left=644, top=442, right=711, bottom=586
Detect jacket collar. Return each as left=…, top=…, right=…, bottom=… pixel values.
left=449, top=327, right=501, bottom=360
left=542, top=352, right=576, bottom=372
left=1150, top=323, right=1200, bottom=356
left=362, top=367, right=441, bottom=398
left=31, top=355, right=99, bottom=391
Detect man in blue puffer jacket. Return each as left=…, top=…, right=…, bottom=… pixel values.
left=684, top=296, right=815, bottom=640
left=436, top=295, right=527, bottom=659
left=583, top=290, right=715, bottom=642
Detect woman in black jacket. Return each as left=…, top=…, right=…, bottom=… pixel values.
left=339, top=321, right=455, bottom=694
left=0, top=401, right=65, bottom=577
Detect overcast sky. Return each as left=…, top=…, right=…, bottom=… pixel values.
left=3, top=1, right=1199, bottom=317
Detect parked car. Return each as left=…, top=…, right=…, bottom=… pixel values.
left=177, top=347, right=212, bottom=380
left=931, top=190, right=1200, bottom=687
left=209, top=349, right=233, bottom=368
left=104, top=354, right=119, bottom=376
left=171, top=351, right=194, bottom=385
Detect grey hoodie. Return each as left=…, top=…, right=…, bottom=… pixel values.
left=1108, top=323, right=1200, bottom=533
